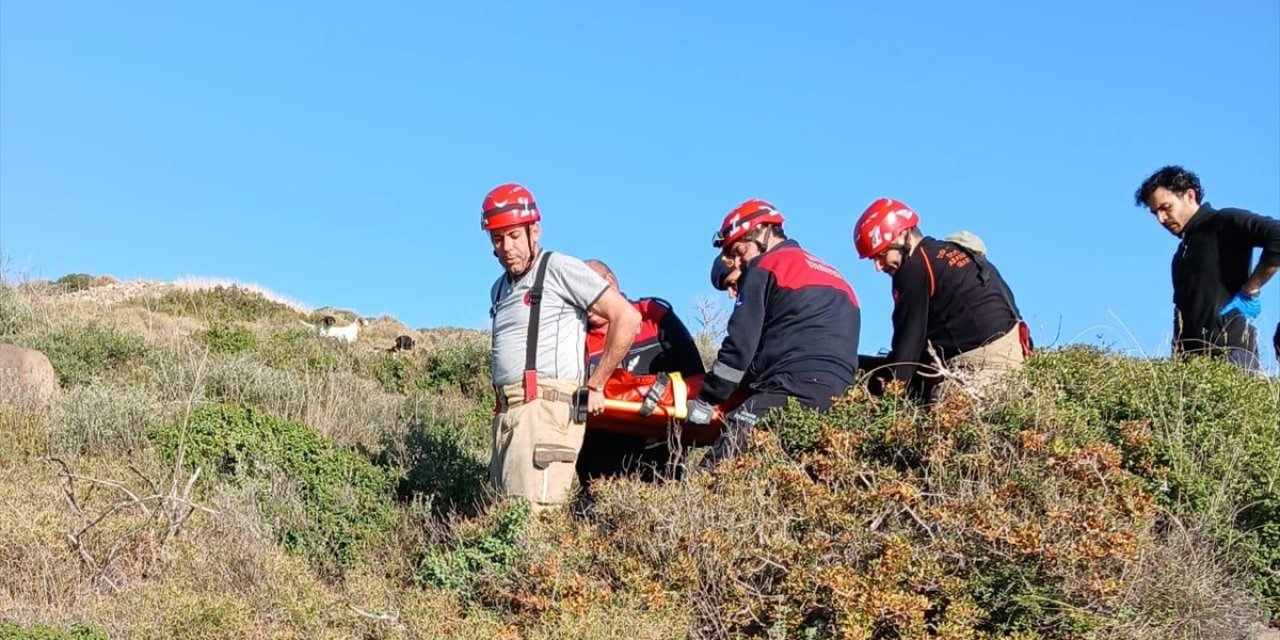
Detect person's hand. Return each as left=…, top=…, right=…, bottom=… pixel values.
left=588, top=388, right=606, bottom=415
left=687, top=398, right=714, bottom=425
left=1220, top=292, right=1262, bottom=320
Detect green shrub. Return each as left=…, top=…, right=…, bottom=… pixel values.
left=417, top=499, right=529, bottom=593
left=147, top=404, right=397, bottom=578
left=368, top=353, right=430, bottom=394
left=0, top=622, right=107, bottom=640
left=197, top=323, right=257, bottom=354
left=420, top=332, right=490, bottom=395
left=145, top=286, right=298, bottom=323
left=53, top=273, right=94, bottom=293
left=1007, top=348, right=1280, bottom=619
left=381, top=417, right=490, bottom=518
left=16, top=323, right=149, bottom=386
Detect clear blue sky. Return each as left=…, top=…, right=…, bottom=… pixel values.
left=2, top=1, right=1278, bottom=366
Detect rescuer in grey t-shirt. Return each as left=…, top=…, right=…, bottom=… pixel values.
left=490, top=251, right=611, bottom=386
left=480, top=183, right=640, bottom=508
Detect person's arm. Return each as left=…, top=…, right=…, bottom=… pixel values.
left=872, top=255, right=931, bottom=394
left=698, top=266, right=769, bottom=404
left=653, top=301, right=707, bottom=377
left=549, top=254, right=640, bottom=413
left=1244, top=264, right=1280, bottom=298
left=1225, top=209, right=1280, bottom=295
left=586, top=288, right=640, bottom=411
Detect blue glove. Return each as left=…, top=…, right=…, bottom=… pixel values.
left=1220, top=292, right=1262, bottom=320
left=686, top=398, right=714, bottom=425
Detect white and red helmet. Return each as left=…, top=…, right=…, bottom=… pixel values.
left=853, top=197, right=920, bottom=258
left=713, top=198, right=785, bottom=249
left=481, top=183, right=541, bottom=232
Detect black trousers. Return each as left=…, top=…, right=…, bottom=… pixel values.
left=576, top=429, right=682, bottom=489
left=700, top=371, right=848, bottom=468
left=856, top=353, right=947, bottom=400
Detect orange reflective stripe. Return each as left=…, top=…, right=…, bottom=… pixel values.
left=922, top=252, right=936, bottom=297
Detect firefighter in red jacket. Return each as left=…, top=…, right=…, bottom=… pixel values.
left=579, top=259, right=706, bottom=485
left=687, top=199, right=862, bottom=466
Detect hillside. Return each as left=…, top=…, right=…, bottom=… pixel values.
left=0, top=277, right=1277, bottom=639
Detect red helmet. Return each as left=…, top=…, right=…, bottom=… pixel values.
left=481, top=183, right=541, bottom=232
left=713, top=198, right=785, bottom=248
left=853, top=197, right=920, bottom=258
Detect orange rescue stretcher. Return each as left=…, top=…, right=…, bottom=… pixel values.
left=589, top=370, right=728, bottom=447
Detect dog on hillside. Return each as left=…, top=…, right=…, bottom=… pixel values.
left=300, top=316, right=366, bottom=343
left=388, top=335, right=415, bottom=353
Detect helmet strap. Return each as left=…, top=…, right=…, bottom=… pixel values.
left=503, top=225, right=539, bottom=281
left=886, top=229, right=918, bottom=258
left=523, top=226, right=538, bottom=275
left=750, top=225, right=773, bottom=255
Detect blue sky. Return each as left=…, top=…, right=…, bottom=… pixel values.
left=2, top=1, right=1278, bottom=367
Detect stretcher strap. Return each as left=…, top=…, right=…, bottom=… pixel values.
left=671, top=372, right=688, bottom=419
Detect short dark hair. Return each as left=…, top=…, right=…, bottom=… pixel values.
left=1135, top=165, right=1203, bottom=207
left=749, top=223, right=787, bottom=242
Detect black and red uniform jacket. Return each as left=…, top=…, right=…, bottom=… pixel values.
left=698, top=239, right=861, bottom=404
left=875, top=237, right=1020, bottom=390
left=587, top=297, right=705, bottom=379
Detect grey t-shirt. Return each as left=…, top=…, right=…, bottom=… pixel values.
left=490, top=251, right=609, bottom=387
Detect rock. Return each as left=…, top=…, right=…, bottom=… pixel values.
left=0, top=344, right=59, bottom=408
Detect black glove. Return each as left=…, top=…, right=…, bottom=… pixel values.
left=687, top=398, right=714, bottom=425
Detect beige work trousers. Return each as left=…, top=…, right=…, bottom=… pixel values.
left=937, top=326, right=1025, bottom=400
left=490, top=378, right=585, bottom=510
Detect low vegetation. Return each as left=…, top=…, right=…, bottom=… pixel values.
left=0, top=281, right=1275, bottom=638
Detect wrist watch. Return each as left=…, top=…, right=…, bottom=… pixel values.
left=1241, top=288, right=1260, bottom=300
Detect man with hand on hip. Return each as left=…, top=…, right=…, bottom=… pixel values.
left=1135, top=166, right=1280, bottom=371
left=483, top=183, right=640, bottom=510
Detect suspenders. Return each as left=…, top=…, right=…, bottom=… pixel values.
left=492, top=251, right=556, bottom=403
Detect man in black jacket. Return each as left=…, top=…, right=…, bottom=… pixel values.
left=687, top=199, right=861, bottom=466
left=853, top=198, right=1028, bottom=399
left=1135, top=166, right=1280, bottom=371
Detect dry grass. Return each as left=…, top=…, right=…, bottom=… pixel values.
left=49, top=383, right=170, bottom=458
left=171, top=276, right=312, bottom=314
left=1097, top=517, right=1264, bottom=639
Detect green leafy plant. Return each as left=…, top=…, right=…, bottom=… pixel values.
left=417, top=499, right=529, bottom=593
left=196, top=323, right=257, bottom=355
left=148, top=404, right=397, bottom=578
left=0, top=622, right=108, bottom=640
left=53, top=273, right=94, bottom=293
left=17, top=323, right=149, bottom=386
